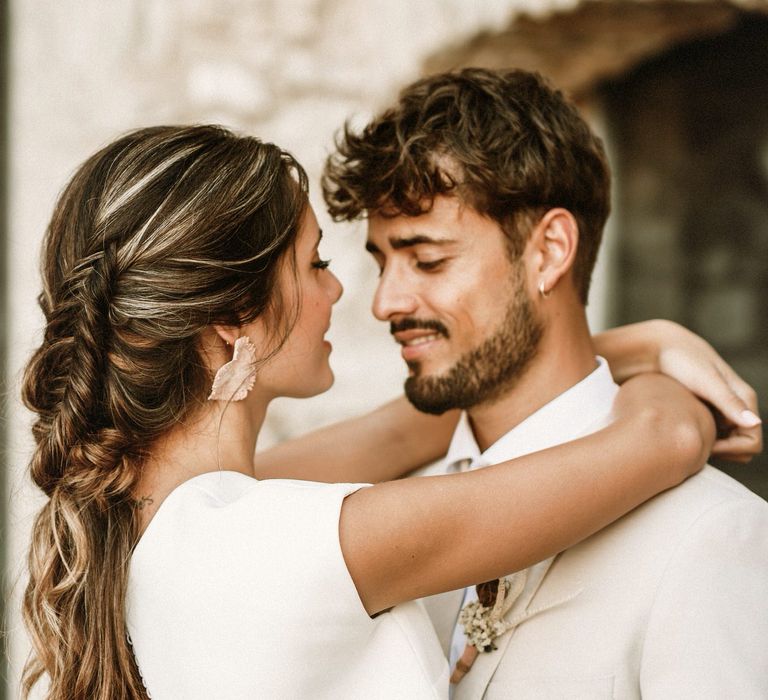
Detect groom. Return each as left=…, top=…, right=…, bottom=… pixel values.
left=323, top=68, right=768, bottom=697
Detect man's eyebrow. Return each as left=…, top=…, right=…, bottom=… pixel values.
left=365, top=235, right=456, bottom=253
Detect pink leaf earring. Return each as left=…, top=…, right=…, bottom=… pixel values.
left=207, top=336, right=258, bottom=401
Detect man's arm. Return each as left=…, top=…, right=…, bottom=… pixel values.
left=639, top=495, right=768, bottom=698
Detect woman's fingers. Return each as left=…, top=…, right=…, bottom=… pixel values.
left=657, top=344, right=762, bottom=463
left=712, top=432, right=763, bottom=461
left=708, top=387, right=762, bottom=461
left=715, top=391, right=761, bottom=429
left=687, top=361, right=759, bottom=429
left=717, top=367, right=761, bottom=427
left=715, top=374, right=763, bottom=462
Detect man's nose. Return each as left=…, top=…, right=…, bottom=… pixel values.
left=371, top=267, right=418, bottom=321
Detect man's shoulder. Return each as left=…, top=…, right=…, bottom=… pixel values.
left=568, top=465, right=768, bottom=564
left=644, top=464, right=766, bottom=519
left=542, top=467, right=768, bottom=614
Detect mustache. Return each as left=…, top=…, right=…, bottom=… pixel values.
left=390, top=318, right=450, bottom=338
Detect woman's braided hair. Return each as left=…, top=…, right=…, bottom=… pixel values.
left=21, top=125, right=308, bottom=699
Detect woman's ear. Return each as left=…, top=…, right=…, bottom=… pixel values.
left=528, top=208, right=579, bottom=296
left=212, top=324, right=240, bottom=347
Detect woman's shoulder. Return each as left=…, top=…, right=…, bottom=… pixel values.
left=132, top=471, right=366, bottom=566
left=127, top=471, right=373, bottom=635
left=167, top=470, right=367, bottom=516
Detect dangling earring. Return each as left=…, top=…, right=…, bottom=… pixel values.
left=208, top=336, right=258, bottom=401
left=538, top=280, right=551, bottom=299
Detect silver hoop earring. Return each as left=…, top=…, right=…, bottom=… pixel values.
left=538, top=281, right=551, bottom=299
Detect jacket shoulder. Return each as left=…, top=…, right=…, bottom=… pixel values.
left=640, top=464, right=766, bottom=521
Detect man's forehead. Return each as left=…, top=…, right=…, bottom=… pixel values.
left=365, top=215, right=461, bottom=251
left=365, top=197, right=491, bottom=251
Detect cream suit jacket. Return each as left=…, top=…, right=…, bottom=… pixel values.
left=423, top=465, right=768, bottom=699
left=421, top=360, right=768, bottom=698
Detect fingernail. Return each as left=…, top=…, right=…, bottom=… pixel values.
left=740, top=410, right=762, bottom=427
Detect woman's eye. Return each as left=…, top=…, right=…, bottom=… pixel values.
left=312, top=258, right=331, bottom=270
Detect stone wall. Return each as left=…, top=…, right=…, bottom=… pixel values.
left=424, top=0, right=768, bottom=97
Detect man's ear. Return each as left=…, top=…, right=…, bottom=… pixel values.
left=527, top=208, right=579, bottom=297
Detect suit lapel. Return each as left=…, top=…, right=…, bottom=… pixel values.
left=420, top=588, right=466, bottom=659
left=454, top=556, right=564, bottom=700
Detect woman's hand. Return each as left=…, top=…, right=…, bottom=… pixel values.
left=655, top=326, right=761, bottom=463
left=594, top=320, right=761, bottom=463
left=612, top=372, right=716, bottom=484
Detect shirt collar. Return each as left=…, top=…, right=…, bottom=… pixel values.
left=443, top=356, right=619, bottom=470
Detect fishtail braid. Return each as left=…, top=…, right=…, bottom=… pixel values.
left=22, top=125, right=308, bottom=698
left=23, top=192, right=147, bottom=699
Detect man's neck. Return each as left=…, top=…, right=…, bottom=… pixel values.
left=467, top=318, right=598, bottom=452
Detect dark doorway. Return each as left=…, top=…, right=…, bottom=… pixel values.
left=603, top=13, right=768, bottom=499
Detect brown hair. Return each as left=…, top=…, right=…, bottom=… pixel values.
left=323, top=68, right=610, bottom=303
left=21, top=125, right=308, bottom=698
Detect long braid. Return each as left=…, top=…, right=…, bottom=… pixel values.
left=21, top=125, right=309, bottom=698
left=23, top=179, right=146, bottom=698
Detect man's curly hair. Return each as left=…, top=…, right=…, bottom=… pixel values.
left=322, top=68, right=610, bottom=303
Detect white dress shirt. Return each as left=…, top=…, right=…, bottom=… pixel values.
left=444, top=357, right=619, bottom=670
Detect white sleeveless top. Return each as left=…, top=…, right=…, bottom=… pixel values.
left=126, top=471, right=448, bottom=699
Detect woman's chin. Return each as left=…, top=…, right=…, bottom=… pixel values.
left=281, top=370, right=335, bottom=399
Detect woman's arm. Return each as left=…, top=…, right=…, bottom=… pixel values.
left=253, top=398, right=459, bottom=483
left=340, top=374, right=714, bottom=615
left=255, top=320, right=758, bottom=484
left=595, top=319, right=761, bottom=461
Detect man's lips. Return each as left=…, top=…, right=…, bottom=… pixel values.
left=393, top=329, right=443, bottom=346
left=391, top=326, right=448, bottom=362
left=390, top=320, right=449, bottom=361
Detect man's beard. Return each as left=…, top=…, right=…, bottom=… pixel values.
left=403, top=275, right=544, bottom=415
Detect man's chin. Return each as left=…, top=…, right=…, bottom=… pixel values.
left=405, top=358, right=449, bottom=378
left=404, top=376, right=460, bottom=415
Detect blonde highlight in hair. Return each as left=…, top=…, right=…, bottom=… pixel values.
left=21, top=125, right=308, bottom=698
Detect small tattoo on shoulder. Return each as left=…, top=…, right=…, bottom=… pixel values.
left=132, top=495, right=154, bottom=510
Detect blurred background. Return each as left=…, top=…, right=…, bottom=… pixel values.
left=1, top=0, right=766, bottom=696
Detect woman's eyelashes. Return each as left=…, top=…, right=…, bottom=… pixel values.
left=312, top=258, right=331, bottom=270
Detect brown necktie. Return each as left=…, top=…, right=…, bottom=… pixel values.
left=450, top=579, right=500, bottom=684
left=450, top=572, right=528, bottom=685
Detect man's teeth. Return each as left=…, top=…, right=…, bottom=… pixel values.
left=404, top=334, right=439, bottom=346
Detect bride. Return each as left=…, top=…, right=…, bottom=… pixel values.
left=21, top=125, right=758, bottom=699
